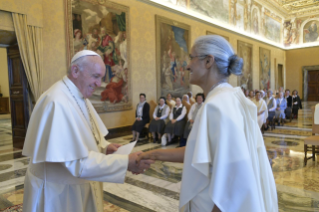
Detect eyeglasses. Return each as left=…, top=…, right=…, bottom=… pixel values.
left=189, top=54, right=208, bottom=60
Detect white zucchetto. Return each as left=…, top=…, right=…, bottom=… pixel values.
left=71, top=50, right=100, bottom=63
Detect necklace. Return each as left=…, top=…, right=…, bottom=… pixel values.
left=62, top=79, right=100, bottom=145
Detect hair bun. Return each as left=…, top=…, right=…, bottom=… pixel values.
left=228, top=54, right=243, bottom=76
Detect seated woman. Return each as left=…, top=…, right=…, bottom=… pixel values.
left=149, top=97, right=170, bottom=144
left=253, top=91, right=268, bottom=129
left=183, top=93, right=205, bottom=139
left=131, top=93, right=150, bottom=142
left=264, top=90, right=277, bottom=130
left=164, top=97, right=187, bottom=144
left=275, top=91, right=287, bottom=126
left=166, top=93, right=176, bottom=109
left=292, top=90, right=302, bottom=119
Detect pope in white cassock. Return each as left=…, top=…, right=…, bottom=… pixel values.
left=22, top=50, right=153, bottom=212
left=137, top=35, right=278, bottom=212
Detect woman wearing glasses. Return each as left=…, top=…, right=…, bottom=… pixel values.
left=137, top=35, right=277, bottom=212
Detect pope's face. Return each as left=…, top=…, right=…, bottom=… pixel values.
left=75, top=56, right=106, bottom=98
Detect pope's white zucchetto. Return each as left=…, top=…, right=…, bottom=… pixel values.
left=71, top=50, right=100, bottom=64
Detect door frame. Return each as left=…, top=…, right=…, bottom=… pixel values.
left=302, top=65, right=319, bottom=101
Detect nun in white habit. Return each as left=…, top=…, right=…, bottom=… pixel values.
left=137, top=35, right=278, bottom=212
left=254, top=91, right=268, bottom=129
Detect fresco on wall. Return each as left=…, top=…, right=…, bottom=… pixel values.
left=283, top=19, right=301, bottom=46
left=190, top=0, right=229, bottom=24
left=264, top=15, right=281, bottom=43
left=259, top=47, right=271, bottom=90
left=152, top=0, right=284, bottom=45
left=67, top=0, right=132, bottom=112
left=252, top=8, right=259, bottom=35
left=237, top=41, right=253, bottom=90
left=156, top=15, right=190, bottom=98
left=303, top=20, right=319, bottom=43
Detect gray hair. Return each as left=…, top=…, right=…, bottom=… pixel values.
left=67, top=56, right=90, bottom=75
left=193, top=35, right=243, bottom=77
left=267, top=89, right=273, bottom=95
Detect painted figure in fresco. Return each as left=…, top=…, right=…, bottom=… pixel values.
left=305, top=21, right=319, bottom=42
left=253, top=10, right=259, bottom=34
left=73, top=29, right=84, bottom=53
left=101, top=65, right=124, bottom=103
left=97, top=27, right=118, bottom=83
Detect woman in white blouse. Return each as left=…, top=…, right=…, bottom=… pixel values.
left=183, top=93, right=205, bottom=139
left=164, top=97, right=187, bottom=143
left=149, top=97, right=170, bottom=143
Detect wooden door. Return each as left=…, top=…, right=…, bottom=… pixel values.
left=307, top=70, right=319, bottom=101
left=7, top=45, right=30, bottom=149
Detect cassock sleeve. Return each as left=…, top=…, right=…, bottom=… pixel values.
left=63, top=151, right=128, bottom=183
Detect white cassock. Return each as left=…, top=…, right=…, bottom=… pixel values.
left=180, top=83, right=278, bottom=212
left=22, top=76, right=128, bottom=212
left=254, top=98, right=268, bottom=128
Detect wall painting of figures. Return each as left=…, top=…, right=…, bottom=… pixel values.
left=237, top=41, right=253, bottom=90
left=155, top=15, right=191, bottom=98
left=66, top=0, right=131, bottom=112
left=206, top=31, right=229, bottom=41
left=303, top=20, right=319, bottom=43
left=259, top=47, right=271, bottom=90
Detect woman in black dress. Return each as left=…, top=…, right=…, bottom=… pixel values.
left=149, top=97, right=170, bottom=143
left=292, top=90, right=302, bottom=119
left=164, top=97, right=187, bottom=144
left=131, top=93, right=150, bottom=142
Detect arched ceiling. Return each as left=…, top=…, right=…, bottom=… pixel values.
left=267, top=0, right=319, bottom=17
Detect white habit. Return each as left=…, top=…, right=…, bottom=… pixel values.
left=22, top=76, right=129, bottom=212
left=254, top=98, right=269, bottom=128
left=180, top=83, right=278, bottom=212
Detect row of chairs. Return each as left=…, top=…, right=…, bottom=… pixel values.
left=304, top=106, right=319, bottom=165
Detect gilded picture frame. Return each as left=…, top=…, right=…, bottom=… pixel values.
left=259, top=47, right=271, bottom=90
left=155, top=15, right=191, bottom=99
left=237, top=40, right=253, bottom=90
left=65, top=0, right=132, bottom=112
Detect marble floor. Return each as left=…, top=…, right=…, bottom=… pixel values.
left=0, top=103, right=319, bottom=211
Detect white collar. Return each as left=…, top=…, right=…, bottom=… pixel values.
left=292, top=95, right=297, bottom=98
left=175, top=104, right=183, bottom=109
left=159, top=104, right=166, bottom=109
left=63, top=76, right=84, bottom=99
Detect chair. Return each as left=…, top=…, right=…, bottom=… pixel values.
left=303, top=106, right=319, bottom=165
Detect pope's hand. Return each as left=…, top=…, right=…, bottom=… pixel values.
left=128, top=151, right=154, bottom=174
left=106, top=143, right=122, bottom=155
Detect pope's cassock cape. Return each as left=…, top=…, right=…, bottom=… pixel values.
left=22, top=76, right=128, bottom=212
left=180, top=83, right=278, bottom=212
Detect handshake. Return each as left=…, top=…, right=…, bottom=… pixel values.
left=128, top=151, right=154, bottom=174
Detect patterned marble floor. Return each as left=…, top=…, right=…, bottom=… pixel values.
left=0, top=103, right=319, bottom=211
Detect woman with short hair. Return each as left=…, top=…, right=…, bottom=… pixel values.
left=292, top=90, right=302, bottom=119
left=149, top=97, right=170, bottom=143
left=131, top=93, right=150, bottom=142
left=164, top=97, right=187, bottom=143
left=183, top=93, right=205, bottom=140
